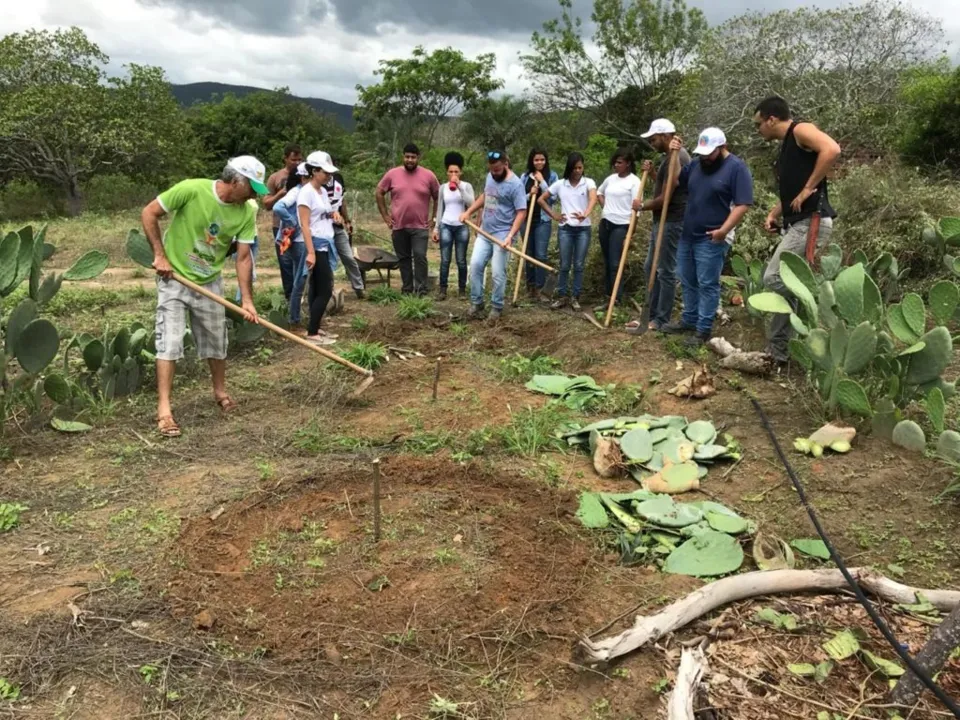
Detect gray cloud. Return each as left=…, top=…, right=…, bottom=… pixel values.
left=137, top=0, right=330, bottom=34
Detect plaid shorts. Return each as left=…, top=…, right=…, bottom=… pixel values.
left=155, top=277, right=227, bottom=361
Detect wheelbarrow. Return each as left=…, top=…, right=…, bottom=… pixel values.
left=354, top=245, right=400, bottom=287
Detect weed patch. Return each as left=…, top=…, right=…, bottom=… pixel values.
left=368, top=286, right=402, bottom=305
left=341, top=341, right=388, bottom=370
left=396, top=295, right=433, bottom=320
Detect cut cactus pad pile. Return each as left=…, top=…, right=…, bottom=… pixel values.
left=576, top=490, right=755, bottom=576
left=525, top=374, right=612, bottom=410
left=560, top=416, right=741, bottom=491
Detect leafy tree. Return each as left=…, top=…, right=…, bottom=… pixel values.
left=900, top=63, right=960, bottom=171
left=459, top=96, right=534, bottom=156
left=354, top=46, right=503, bottom=151
left=186, top=88, right=347, bottom=176
left=0, top=27, right=197, bottom=215
left=694, top=0, right=945, bottom=154
left=522, top=0, right=705, bottom=139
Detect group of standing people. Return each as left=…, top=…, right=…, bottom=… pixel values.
left=141, top=94, right=839, bottom=437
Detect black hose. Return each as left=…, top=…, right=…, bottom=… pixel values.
left=751, top=397, right=960, bottom=718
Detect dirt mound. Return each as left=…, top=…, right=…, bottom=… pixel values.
left=166, top=456, right=605, bottom=663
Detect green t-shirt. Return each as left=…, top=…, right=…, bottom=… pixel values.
left=157, top=179, right=257, bottom=284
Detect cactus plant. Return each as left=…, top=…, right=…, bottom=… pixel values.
left=750, top=250, right=956, bottom=429
left=892, top=420, right=926, bottom=453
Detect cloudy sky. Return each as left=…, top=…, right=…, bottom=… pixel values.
left=2, top=0, right=957, bottom=105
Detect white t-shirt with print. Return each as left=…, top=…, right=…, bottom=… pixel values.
left=548, top=177, right=597, bottom=227
left=597, top=172, right=641, bottom=225
left=441, top=184, right=465, bottom=226
left=324, top=178, right=344, bottom=212
left=296, top=183, right=334, bottom=246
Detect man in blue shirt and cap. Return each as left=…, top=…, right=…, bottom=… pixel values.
left=661, top=128, right=754, bottom=347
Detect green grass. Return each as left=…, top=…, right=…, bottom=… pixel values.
left=495, top=405, right=568, bottom=457
left=495, top=352, right=562, bottom=382
left=368, top=286, right=402, bottom=305
left=350, top=315, right=370, bottom=331
left=341, top=341, right=388, bottom=371
left=396, top=295, right=433, bottom=320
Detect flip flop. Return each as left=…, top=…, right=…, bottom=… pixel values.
left=306, top=335, right=337, bottom=346
left=215, top=396, right=239, bottom=413
left=157, top=415, right=182, bottom=438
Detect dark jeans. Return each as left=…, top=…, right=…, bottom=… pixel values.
left=275, top=232, right=294, bottom=300
left=643, top=220, right=683, bottom=327
left=557, top=225, right=592, bottom=298
left=392, top=228, right=430, bottom=295
left=524, top=221, right=552, bottom=289
left=677, top=238, right=729, bottom=335
left=439, top=223, right=469, bottom=291
left=288, top=242, right=307, bottom=324
left=307, top=246, right=334, bottom=335
left=598, top=219, right=629, bottom=302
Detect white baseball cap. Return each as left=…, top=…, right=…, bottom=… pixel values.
left=227, top=155, right=268, bottom=194
left=640, top=118, right=677, bottom=138
left=296, top=162, right=308, bottom=177
left=693, top=127, right=727, bottom=156
left=305, top=150, right=338, bottom=173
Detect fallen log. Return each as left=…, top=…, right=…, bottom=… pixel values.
left=667, top=645, right=709, bottom=720
left=580, top=567, right=960, bottom=664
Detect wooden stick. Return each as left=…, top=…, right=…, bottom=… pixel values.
left=511, top=188, right=539, bottom=305
left=604, top=169, right=649, bottom=328
left=581, top=567, right=960, bottom=663
left=169, top=272, right=372, bottom=378
left=372, top=458, right=381, bottom=543
left=637, top=151, right=681, bottom=334
left=431, top=358, right=441, bottom=401
left=464, top=220, right=557, bottom=273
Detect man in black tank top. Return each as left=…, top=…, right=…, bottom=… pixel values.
left=754, top=96, right=841, bottom=363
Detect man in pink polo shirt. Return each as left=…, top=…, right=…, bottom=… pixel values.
left=376, top=143, right=440, bottom=296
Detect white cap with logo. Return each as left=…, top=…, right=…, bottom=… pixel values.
left=305, top=151, right=338, bottom=173
left=693, top=127, right=727, bottom=156
left=640, top=118, right=677, bottom=138
left=296, top=162, right=309, bottom=177
left=226, top=155, right=268, bottom=195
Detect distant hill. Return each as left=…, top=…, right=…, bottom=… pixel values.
left=170, top=82, right=355, bottom=130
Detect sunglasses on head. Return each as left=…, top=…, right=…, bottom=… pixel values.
left=487, top=151, right=504, bottom=161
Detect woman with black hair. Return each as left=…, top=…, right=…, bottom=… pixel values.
left=539, top=152, right=597, bottom=311
left=296, top=151, right=342, bottom=346
left=432, top=151, right=476, bottom=299
left=519, top=148, right=558, bottom=301
left=597, top=147, right=642, bottom=306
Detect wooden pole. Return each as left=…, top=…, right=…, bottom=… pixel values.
left=169, top=271, right=372, bottom=378
left=637, top=150, right=681, bottom=334
left=431, top=358, right=441, bottom=401
left=464, top=220, right=557, bottom=273
left=511, top=188, right=539, bottom=305
left=372, top=458, right=381, bottom=543
left=604, top=169, right=650, bottom=328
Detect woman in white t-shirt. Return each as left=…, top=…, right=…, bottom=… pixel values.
left=597, top=148, right=642, bottom=307
left=432, top=152, right=476, bottom=300
left=539, top=152, right=598, bottom=311
left=296, top=151, right=342, bottom=346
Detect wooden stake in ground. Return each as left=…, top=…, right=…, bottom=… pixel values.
left=464, top=220, right=557, bottom=274
left=603, top=169, right=649, bottom=328
left=511, top=188, right=539, bottom=306
left=372, top=458, right=381, bottom=543
left=636, top=150, right=680, bottom=335
left=431, top=358, right=441, bottom=401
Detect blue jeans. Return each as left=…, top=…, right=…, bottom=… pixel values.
left=524, top=221, right=552, bottom=289
left=598, top=219, right=629, bottom=302
left=469, top=236, right=510, bottom=310
left=677, top=238, right=729, bottom=335
left=439, top=223, right=469, bottom=291
left=274, top=231, right=295, bottom=300
left=643, top=220, right=683, bottom=327
left=557, top=225, right=591, bottom=298
left=288, top=243, right=307, bottom=324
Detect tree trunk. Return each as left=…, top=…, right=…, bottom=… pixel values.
left=889, top=603, right=960, bottom=708
left=65, top=176, right=84, bottom=217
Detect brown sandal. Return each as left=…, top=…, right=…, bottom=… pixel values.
left=157, top=415, right=182, bottom=438
left=215, top=396, right=238, bottom=413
